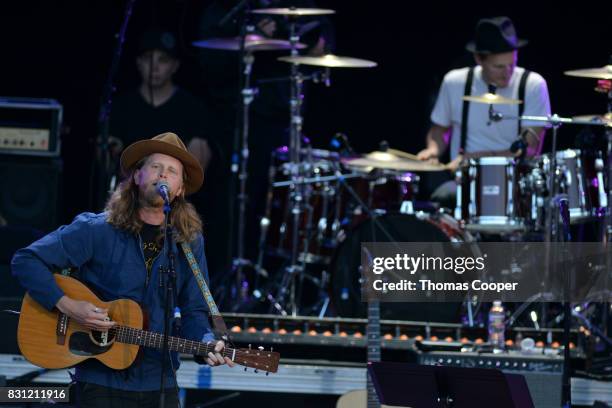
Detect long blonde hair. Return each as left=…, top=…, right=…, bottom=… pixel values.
left=105, top=157, right=203, bottom=243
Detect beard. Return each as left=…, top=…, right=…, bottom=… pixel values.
left=139, top=185, right=164, bottom=208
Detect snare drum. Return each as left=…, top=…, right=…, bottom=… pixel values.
left=456, top=156, right=533, bottom=232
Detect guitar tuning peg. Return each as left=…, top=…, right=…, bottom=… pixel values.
left=254, top=369, right=259, bottom=373
left=248, top=344, right=252, bottom=350
left=270, top=347, right=274, bottom=352
left=266, top=372, right=269, bottom=376
left=258, top=346, right=264, bottom=351
left=244, top=367, right=248, bottom=372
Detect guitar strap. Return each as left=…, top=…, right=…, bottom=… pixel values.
left=180, top=242, right=229, bottom=338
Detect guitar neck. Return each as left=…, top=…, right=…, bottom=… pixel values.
left=113, top=325, right=235, bottom=360
left=366, top=300, right=381, bottom=362
left=366, top=300, right=381, bottom=408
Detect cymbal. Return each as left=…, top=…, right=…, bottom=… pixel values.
left=573, top=113, right=612, bottom=127
left=193, top=34, right=306, bottom=52
left=564, top=65, right=612, bottom=80
left=250, top=7, right=335, bottom=16
left=278, top=54, right=377, bottom=68
left=365, top=151, right=403, bottom=161
left=342, top=152, right=448, bottom=172
left=463, top=93, right=522, bottom=105
left=386, top=148, right=420, bottom=161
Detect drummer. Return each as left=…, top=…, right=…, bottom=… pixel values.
left=417, top=16, right=551, bottom=208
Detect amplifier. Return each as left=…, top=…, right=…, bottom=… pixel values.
left=418, top=350, right=564, bottom=373
left=0, top=97, right=62, bottom=157
left=419, top=351, right=564, bottom=408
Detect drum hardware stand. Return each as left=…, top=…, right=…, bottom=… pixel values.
left=489, top=108, right=612, bottom=407
left=269, top=16, right=334, bottom=316
left=235, top=49, right=259, bottom=277
left=331, top=165, right=404, bottom=246
left=602, top=85, right=612, bottom=243
left=225, top=4, right=277, bottom=311
left=603, top=87, right=611, bottom=342
left=260, top=17, right=308, bottom=315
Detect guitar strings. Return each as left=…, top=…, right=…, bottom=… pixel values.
left=106, top=325, right=275, bottom=369
left=110, top=325, right=236, bottom=359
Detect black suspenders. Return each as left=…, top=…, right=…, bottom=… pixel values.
left=460, top=67, right=475, bottom=153
left=518, top=70, right=531, bottom=133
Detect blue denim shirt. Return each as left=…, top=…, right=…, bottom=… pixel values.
left=11, top=212, right=215, bottom=391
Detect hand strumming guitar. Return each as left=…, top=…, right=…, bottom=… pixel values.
left=56, top=296, right=116, bottom=332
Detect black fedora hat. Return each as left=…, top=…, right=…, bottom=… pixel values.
left=465, top=16, right=528, bottom=54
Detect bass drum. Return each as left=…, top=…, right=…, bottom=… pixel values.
left=330, top=213, right=471, bottom=323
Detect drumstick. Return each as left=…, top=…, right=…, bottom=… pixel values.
left=388, top=147, right=456, bottom=171
left=387, top=148, right=421, bottom=161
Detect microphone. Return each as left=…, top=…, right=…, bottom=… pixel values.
left=329, top=133, right=354, bottom=155
left=173, top=306, right=182, bottom=333
left=157, top=181, right=171, bottom=203
left=488, top=105, right=503, bottom=124
left=379, top=140, right=389, bottom=152
left=510, top=128, right=531, bottom=159
left=509, top=138, right=527, bottom=160
left=486, top=84, right=501, bottom=125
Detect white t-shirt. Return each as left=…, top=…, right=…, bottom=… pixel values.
left=430, top=66, right=551, bottom=160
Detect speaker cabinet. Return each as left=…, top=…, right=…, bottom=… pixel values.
left=0, top=155, right=62, bottom=232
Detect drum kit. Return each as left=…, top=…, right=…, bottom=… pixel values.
left=194, top=7, right=612, bottom=319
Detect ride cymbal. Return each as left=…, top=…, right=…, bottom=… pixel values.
left=564, top=66, right=612, bottom=80
left=462, top=93, right=522, bottom=105
left=250, top=7, right=335, bottom=16
left=278, top=54, right=377, bottom=68
left=193, top=34, right=305, bottom=52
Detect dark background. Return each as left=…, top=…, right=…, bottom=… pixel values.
left=0, top=0, right=611, bottom=236
left=0, top=4, right=609, bottom=405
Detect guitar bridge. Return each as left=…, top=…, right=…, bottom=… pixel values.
left=56, top=312, right=69, bottom=345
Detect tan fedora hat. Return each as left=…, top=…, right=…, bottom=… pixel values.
left=120, top=132, right=204, bottom=195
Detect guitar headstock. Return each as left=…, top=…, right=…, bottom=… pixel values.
left=234, top=345, right=280, bottom=373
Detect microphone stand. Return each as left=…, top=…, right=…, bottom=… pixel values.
left=558, top=196, right=573, bottom=408
left=159, top=195, right=176, bottom=408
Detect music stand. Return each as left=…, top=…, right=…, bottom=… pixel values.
left=368, top=362, right=534, bottom=408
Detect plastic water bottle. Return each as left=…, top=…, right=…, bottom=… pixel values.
left=488, top=301, right=506, bottom=350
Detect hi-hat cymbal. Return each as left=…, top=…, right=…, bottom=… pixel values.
left=342, top=151, right=447, bottom=172
left=564, top=65, right=612, bottom=80
left=278, top=54, right=377, bottom=68
left=193, top=34, right=306, bottom=52
left=573, top=113, right=612, bottom=127
left=250, top=7, right=335, bottom=16
left=463, top=93, right=522, bottom=105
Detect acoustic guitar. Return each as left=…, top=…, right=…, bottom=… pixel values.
left=17, top=274, right=280, bottom=373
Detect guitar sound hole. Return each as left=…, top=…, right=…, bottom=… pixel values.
left=68, top=332, right=112, bottom=356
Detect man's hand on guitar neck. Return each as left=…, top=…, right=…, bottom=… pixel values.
left=56, top=296, right=116, bottom=331
left=205, top=340, right=235, bottom=368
